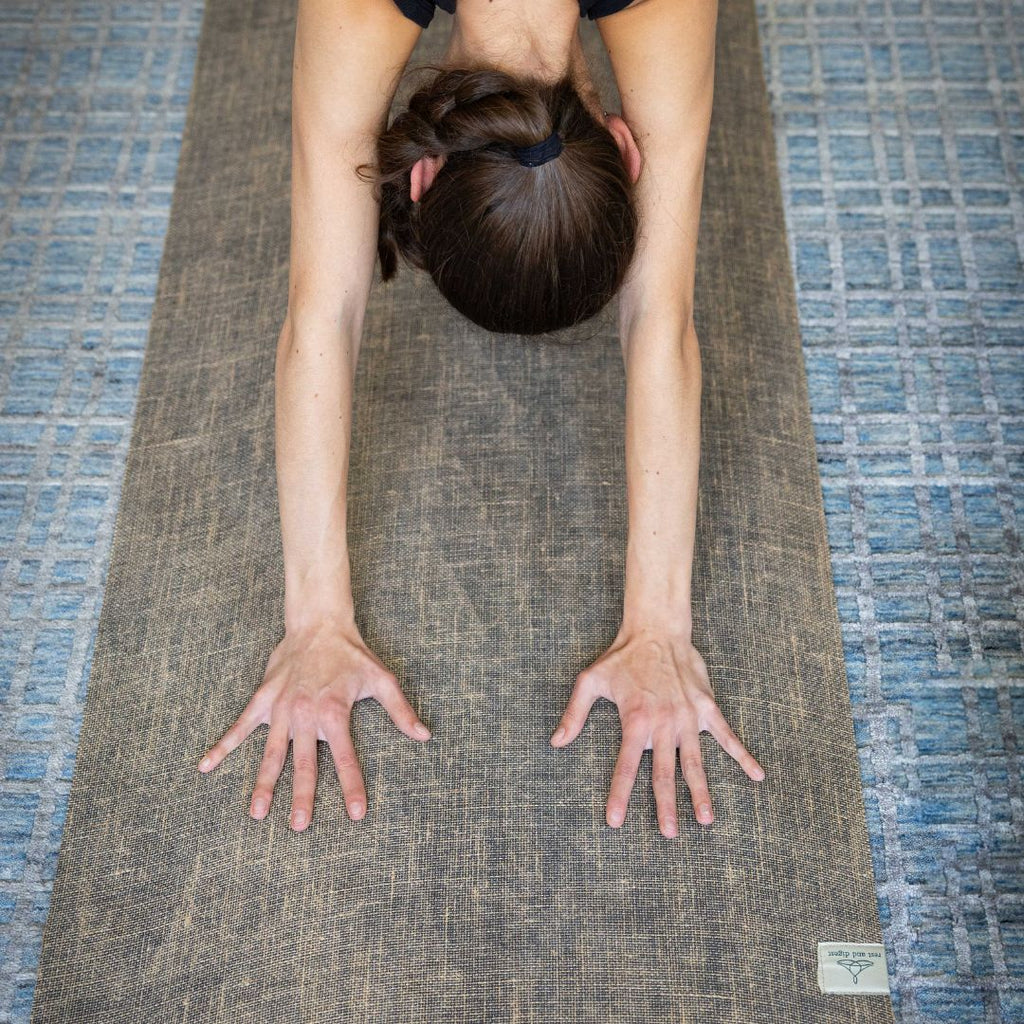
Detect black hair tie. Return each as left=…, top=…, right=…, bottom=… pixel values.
left=512, top=130, right=563, bottom=167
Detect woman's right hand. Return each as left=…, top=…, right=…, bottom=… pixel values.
left=197, top=617, right=431, bottom=831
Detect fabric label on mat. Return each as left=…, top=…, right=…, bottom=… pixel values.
left=817, top=942, right=891, bottom=994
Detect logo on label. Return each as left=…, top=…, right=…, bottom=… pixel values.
left=836, top=958, right=876, bottom=983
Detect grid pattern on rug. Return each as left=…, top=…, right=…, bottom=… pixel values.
left=757, top=0, right=1023, bottom=1021
left=0, top=1, right=1020, bottom=1022
left=0, top=3, right=204, bottom=1022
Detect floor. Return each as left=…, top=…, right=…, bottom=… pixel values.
left=0, top=1, right=1020, bottom=1021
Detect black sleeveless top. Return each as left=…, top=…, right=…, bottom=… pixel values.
left=393, top=0, right=636, bottom=29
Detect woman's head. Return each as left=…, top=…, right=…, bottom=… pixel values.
left=356, top=63, right=642, bottom=340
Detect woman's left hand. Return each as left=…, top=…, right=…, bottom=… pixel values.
left=550, top=626, right=766, bottom=837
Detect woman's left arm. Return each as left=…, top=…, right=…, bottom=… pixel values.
left=550, top=0, right=766, bottom=837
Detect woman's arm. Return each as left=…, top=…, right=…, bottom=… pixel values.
left=600, top=0, right=716, bottom=637
left=281, top=0, right=421, bottom=633
left=198, top=0, right=429, bottom=832
left=550, top=0, right=765, bottom=837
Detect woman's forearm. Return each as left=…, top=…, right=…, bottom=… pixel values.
left=620, top=318, right=702, bottom=639
left=275, top=312, right=360, bottom=635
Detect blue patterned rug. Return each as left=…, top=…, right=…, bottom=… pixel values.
left=1, top=1, right=1020, bottom=1021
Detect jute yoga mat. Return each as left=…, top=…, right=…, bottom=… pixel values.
left=30, top=0, right=895, bottom=1021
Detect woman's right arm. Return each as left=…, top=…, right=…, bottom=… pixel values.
left=197, top=0, right=425, bottom=831
left=279, top=0, right=420, bottom=634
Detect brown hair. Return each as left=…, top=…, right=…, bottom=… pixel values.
left=355, top=63, right=639, bottom=342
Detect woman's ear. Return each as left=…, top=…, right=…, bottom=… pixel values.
left=410, top=153, right=445, bottom=203
left=604, top=113, right=642, bottom=184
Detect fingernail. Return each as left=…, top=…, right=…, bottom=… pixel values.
left=663, top=817, right=677, bottom=836
left=414, top=722, right=430, bottom=739
left=199, top=756, right=211, bottom=771
left=699, top=803, right=712, bottom=822
left=251, top=798, right=267, bottom=817
left=349, top=801, right=364, bottom=819
left=608, top=808, right=624, bottom=827
left=291, top=811, right=306, bottom=829
left=551, top=727, right=565, bottom=744
left=754, top=768, right=766, bottom=780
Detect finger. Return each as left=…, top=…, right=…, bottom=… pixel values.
left=606, top=720, right=647, bottom=828
left=250, top=712, right=290, bottom=821
left=679, top=733, right=713, bottom=825
left=321, top=706, right=368, bottom=821
left=652, top=731, right=679, bottom=838
left=289, top=720, right=318, bottom=832
left=706, top=708, right=766, bottom=781
left=373, top=673, right=431, bottom=742
left=551, top=671, right=601, bottom=746
left=199, top=695, right=264, bottom=772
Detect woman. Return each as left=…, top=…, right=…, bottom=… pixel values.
left=197, top=0, right=767, bottom=838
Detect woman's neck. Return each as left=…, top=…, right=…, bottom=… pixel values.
left=441, top=0, right=606, bottom=123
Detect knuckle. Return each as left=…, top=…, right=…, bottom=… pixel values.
left=624, top=719, right=650, bottom=745
left=371, top=666, right=399, bottom=689
left=269, top=695, right=292, bottom=721
left=702, top=699, right=726, bottom=722
left=334, top=749, right=359, bottom=772
left=620, top=707, right=647, bottom=732
left=681, top=755, right=703, bottom=775
left=292, top=753, right=317, bottom=773
left=319, top=690, right=349, bottom=717
left=222, top=713, right=248, bottom=736
left=245, top=681, right=270, bottom=707
left=694, top=691, right=719, bottom=714
left=216, top=725, right=238, bottom=746
left=723, top=724, right=742, bottom=745
left=711, top=711, right=732, bottom=733
left=263, top=741, right=288, bottom=766
left=290, top=693, right=316, bottom=718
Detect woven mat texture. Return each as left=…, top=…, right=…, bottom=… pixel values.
left=29, top=0, right=894, bottom=1020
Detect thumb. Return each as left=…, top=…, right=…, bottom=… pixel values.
left=551, top=671, right=600, bottom=747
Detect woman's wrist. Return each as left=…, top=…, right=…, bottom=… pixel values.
left=284, top=601, right=358, bottom=637
left=619, top=601, right=693, bottom=642
left=283, top=563, right=357, bottom=636
left=620, top=542, right=694, bottom=640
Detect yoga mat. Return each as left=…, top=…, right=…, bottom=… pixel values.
left=30, top=0, right=895, bottom=1021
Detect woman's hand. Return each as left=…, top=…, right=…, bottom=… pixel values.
left=550, top=626, right=765, bottom=837
left=197, top=617, right=431, bottom=831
